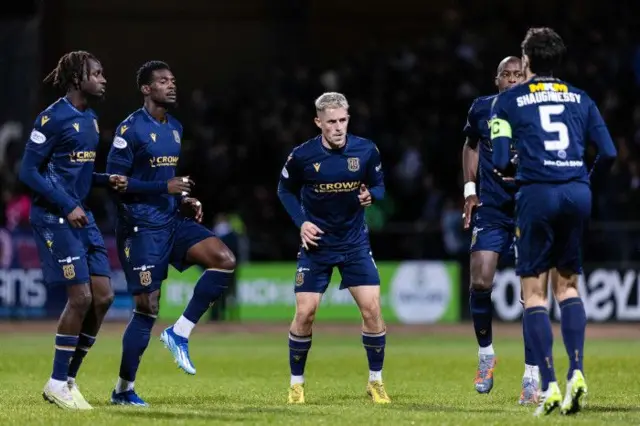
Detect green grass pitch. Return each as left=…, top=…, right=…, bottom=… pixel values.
left=0, top=325, right=639, bottom=425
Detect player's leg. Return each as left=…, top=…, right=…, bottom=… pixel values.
left=554, top=183, right=591, bottom=415
left=287, top=250, right=331, bottom=404
left=516, top=185, right=562, bottom=416
left=519, top=278, right=542, bottom=405
left=112, top=290, right=160, bottom=406
left=160, top=221, right=236, bottom=374
left=341, top=249, right=390, bottom=404
left=32, top=223, right=93, bottom=410
left=111, top=228, right=166, bottom=406
left=67, top=227, right=114, bottom=408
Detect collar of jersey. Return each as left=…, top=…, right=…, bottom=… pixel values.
left=318, top=134, right=349, bottom=155
left=142, top=107, right=168, bottom=125
left=61, top=97, right=89, bottom=115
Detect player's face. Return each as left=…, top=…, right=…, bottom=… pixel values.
left=80, top=58, right=106, bottom=99
left=314, top=107, right=349, bottom=147
left=495, top=61, right=524, bottom=92
left=147, top=69, right=177, bottom=106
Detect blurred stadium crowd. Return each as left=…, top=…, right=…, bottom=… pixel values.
left=1, top=4, right=640, bottom=262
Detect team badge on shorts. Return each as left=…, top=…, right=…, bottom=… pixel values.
left=470, top=226, right=481, bottom=249
left=295, top=271, right=305, bottom=286
left=173, top=130, right=181, bottom=144
left=139, top=271, right=152, bottom=286
left=347, top=157, right=360, bottom=172
left=63, top=264, right=76, bottom=280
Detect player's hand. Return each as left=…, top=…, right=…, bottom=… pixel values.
left=167, top=176, right=194, bottom=196
left=462, top=195, right=481, bottom=230
left=300, top=221, right=324, bottom=250
left=108, top=174, right=128, bottom=192
left=358, top=184, right=372, bottom=207
left=181, top=197, right=203, bottom=223
left=67, top=206, right=89, bottom=228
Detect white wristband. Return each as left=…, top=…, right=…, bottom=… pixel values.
left=464, top=182, right=476, bottom=199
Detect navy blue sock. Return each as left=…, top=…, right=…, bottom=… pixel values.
left=289, top=332, right=312, bottom=376
left=67, top=333, right=96, bottom=379
left=119, top=311, right=156, bottom=382
left=559, top=297, right=586, bottom=379
left=183, top=269, right=232, bottom=324
left=52, top=334, right=79, bottom=381
left=525, top=307, right=556, bottom=391
left=470, top=288, right=493, bottom=348
left=522, top=314, right=536, bottom=366
left=362, top=330, right=386, bottom=372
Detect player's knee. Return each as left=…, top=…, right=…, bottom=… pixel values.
left=553, top=269, right=579, bottom=302
left=360, top=303, right=382, bottom=328
left=94, top=290, right=114, bottom=313
left=294, top=305, right=317, bottom=327
left=134, top=292, right=160, bottom=317
left=469, top=260, right=493, bottom=291
left=206, top=246, right=236, bottom=271
left=68, top=288, right=93, bottom=313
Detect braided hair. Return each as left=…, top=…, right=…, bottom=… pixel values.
left=43, top=51, right=98, bottom=91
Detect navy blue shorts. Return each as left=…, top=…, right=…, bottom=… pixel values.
left=117, top=217, right=214, bottom=294
left=515, top=181, right=591, bottom=277
left=470, top=205, right=516, bottom=265
left=31, top=211, right=110, bottom=287
left=294, top=246, right=380, bottom=293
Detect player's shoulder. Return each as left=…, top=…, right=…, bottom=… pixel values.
left=347, top=134, right=378, bottom=153
left=290, top=135, right=322, bottom=159
left=166, top=113, right=183, bottom=132
left=34, top=98, right=74, bottom=128
left=469, top=94, right=497, bottom=116
left=115, top=108, right=147, bottom=138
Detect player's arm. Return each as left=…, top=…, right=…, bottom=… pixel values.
left=489, top=97, right=512, bottom=171
left=364, top=144, right=385, bottom=203
left=106, top=129, right=191, bottom=195
left=587, top=100, right=617, bottom=161
left=277, top=151, right=307, bottom=228
left=18, top=118, right=78, bottom=215
left=461, top=102, right=481, bottom=228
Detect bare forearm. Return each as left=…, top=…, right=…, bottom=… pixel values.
left=462, top=138, right=479, bottom=183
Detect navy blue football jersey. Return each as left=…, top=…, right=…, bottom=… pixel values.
left=21, top=97, right=101, bottom=217
left=490, top=77, right=616, bottom=183
left=107, top=108, right=183, bottom=228
left=463, top=94, right=517, bottom=210
left=277, top=134, right=385, bottom=251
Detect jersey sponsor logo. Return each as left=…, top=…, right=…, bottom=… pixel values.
left=347, top=157, right=360, bottom=172
left=40, top=115, right=50, bottom=126
left=543, top=159, right=584, bottom=168
left=149, top=156, right=179, bottom=168
left=313, top=180, right=361, bottom=193
left=173, top=130, right=181, bottom=144
left=29, top=130, right=47, bottom=144
left=69, top=151, right=96, bottom=163
left=113, top=136, right=127, bottom=149
left=528, top=82, right=568, bottom=93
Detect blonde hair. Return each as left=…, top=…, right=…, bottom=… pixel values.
left=314, top=92, right=349, bottom=112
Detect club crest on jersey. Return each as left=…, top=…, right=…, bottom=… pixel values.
left=63, top=264, right=76, bottom=280
left=93, top=119, right=99, bottom=133
left=150, top=133, right=157, bottom=142
left=139, top=271, right=152, bottom=286
left=347, top=157, right=360, bottom=172
left=173, top=130, right=181, bottom=144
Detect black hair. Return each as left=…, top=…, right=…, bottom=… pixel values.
left=521, top=27, right=566, bottom=76
left=136, top=61, right=171, bottom=89
left=43, top=51, right=98, bottom=91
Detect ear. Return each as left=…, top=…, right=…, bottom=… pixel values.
left=494, top=76, right=499, bottom=88
left=314, top=116, right=321, bottom=129
left=141, top=85, right=151, bottom=96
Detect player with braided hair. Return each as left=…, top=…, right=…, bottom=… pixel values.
left=19, top=51, right=125, bottom=409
